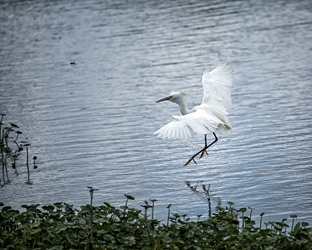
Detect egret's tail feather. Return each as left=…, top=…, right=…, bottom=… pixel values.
left=217, top=123, right=232, bottom=135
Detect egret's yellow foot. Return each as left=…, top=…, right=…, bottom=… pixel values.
left=199, top=149, right=208, bottom=159
left=184, top=157, right=197, bottom=166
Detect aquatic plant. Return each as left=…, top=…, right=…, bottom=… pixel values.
left=1, top=196, right=311, bottom=249
left=88, top=186, right=99, bottom=250
left=24, top=143, right=31, bottom=184
left=141, top=201, right=153, bottom=246
left=0, top=113, right=38, bottom=186
left=186, top=181, right=220, bottom=218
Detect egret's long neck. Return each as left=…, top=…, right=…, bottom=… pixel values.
left=176, top=101, right=191, bottom=115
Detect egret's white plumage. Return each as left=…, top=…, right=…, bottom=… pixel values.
left=154, top=62, right=234, bottom=165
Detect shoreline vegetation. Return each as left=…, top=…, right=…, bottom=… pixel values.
left=1, top=193, right=311, bottom=249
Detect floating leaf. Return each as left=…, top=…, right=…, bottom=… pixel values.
left=9, top=122, right=19, bottom=128
left=42, top=205, right=55, bottom=212
left=293, top=222, right=301, bottom=234
left=124, top=194, right=135, bottom=200
left=239, top=207, right=247, bottom=213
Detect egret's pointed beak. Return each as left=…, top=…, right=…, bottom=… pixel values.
left=156, top=96, right=172, bottom=103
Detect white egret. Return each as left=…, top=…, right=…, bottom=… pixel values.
left=154, top=63, right=233, bottom=166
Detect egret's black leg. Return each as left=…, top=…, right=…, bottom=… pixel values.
left=184, top=133, right=218, bottom=166
left=199, top=134, right=209, bottom=158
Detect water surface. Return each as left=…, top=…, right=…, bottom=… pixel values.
left=1, top=0, right=312, bottom=223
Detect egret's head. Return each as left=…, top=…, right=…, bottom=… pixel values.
left=156, top=92, right=187, bottom=104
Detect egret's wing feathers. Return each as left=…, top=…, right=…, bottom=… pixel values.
left=202, top=62, right=233, bottom=112
left=153, top=108, right=230, bottom=140
left=153, top=118, right=193, bottom=140
left=184, top=109, right=222, bottom=134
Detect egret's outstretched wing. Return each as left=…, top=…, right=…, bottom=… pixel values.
left=153, top=117, right=194, bottom=140
left=154, top=107, right=230, bottom=140
left=201, top=62, right=233, bottom=112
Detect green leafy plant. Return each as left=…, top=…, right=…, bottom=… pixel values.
left=1, top=196, right=311, bottom=250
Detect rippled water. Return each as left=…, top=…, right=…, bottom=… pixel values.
left=1, top=0, right=312, bottom=224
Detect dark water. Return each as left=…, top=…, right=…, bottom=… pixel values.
left=1, top=0, right=312, bottom=224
